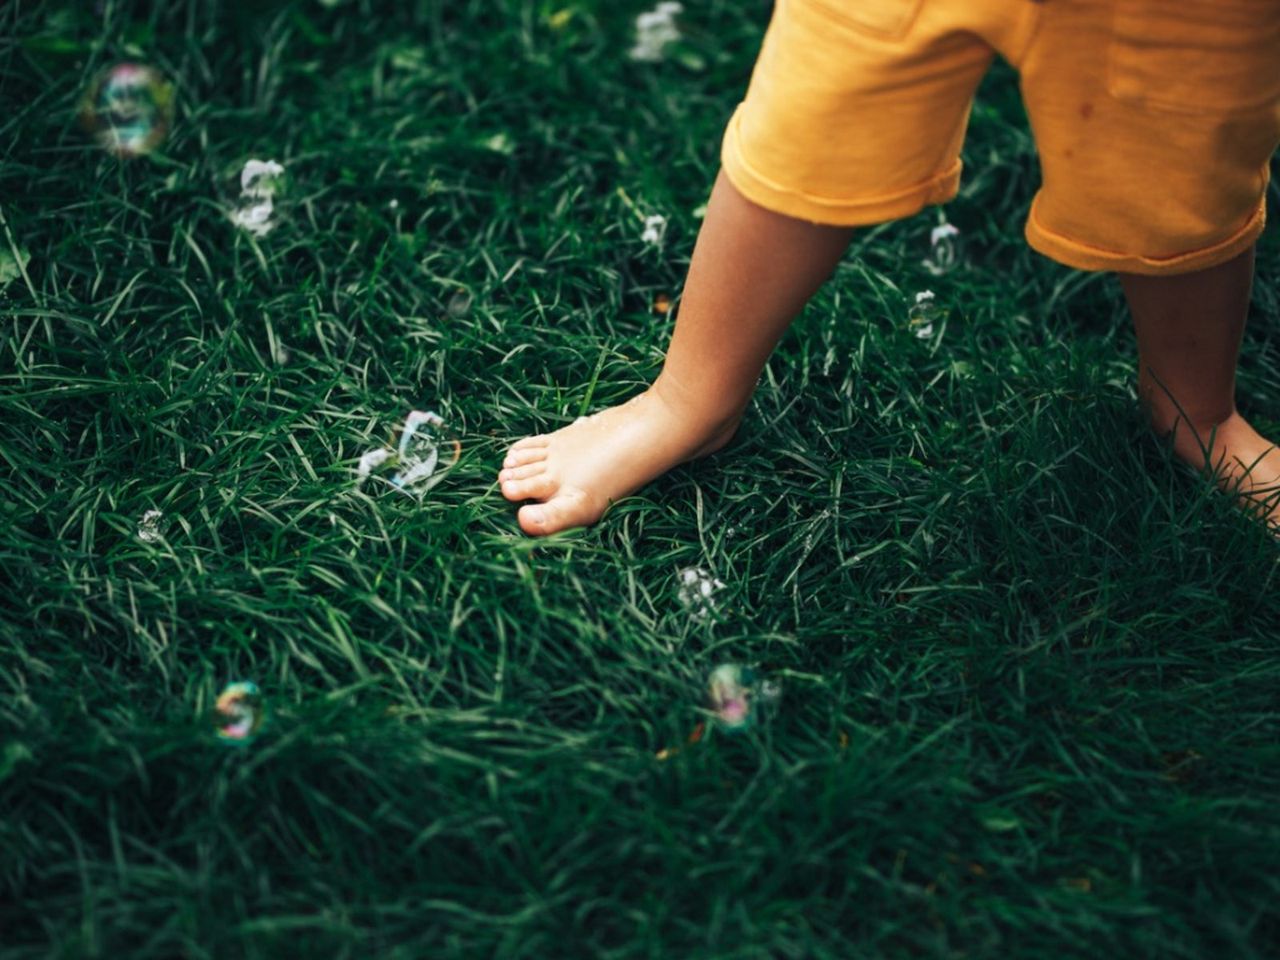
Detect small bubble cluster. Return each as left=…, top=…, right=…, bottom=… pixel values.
left=677, top=566, right=725, bottom=620
left=214, top=681, right=266, bottom=745
left=80, top=63, right=173, bottom=158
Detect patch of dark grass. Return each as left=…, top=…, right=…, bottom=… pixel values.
left=2, top=1, right=1278, bottom=957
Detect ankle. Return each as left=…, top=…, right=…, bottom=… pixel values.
left=1146, top=403, right=1236, bottom=454
left=650, top=374, right=746, bottom=436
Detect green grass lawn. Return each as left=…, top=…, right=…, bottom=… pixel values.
left=3, top=2, right=1280, bottom=956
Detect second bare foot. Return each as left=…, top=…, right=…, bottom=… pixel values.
left=1163, top=411, right=1280, bottom=531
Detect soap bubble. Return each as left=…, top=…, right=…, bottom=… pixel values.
left=354, top=410, right=460, bottom=495
left=0, top=247, right=31, bottom=289
left=641, top=214, right=667, bottom=247
left=630, top=1, right=683, bottom=61
left=391, top=410, right=459, bottom=490
left=213, top=681, right=266, bottom=745
left=79, top=63, right=174, bottom=158
left=908, top=290, right=944, bottom=339
left=446, top=290, right=473, bottom=318
left=136, top=509, right=165, bottom=543
left=231, top=159, right=285, bottom=237
left=707, top=663, right=779, bottom=732
left=923, top=222, right=964, bottom=276
left=677, top=566, right=724, bottom=621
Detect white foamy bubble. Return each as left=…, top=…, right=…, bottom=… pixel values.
left=677, top=566, right=725, bottom=620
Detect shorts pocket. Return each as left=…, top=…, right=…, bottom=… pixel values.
left=1107, top=0, right=1280, bottom=115
left=798, top=0, right=927, bottom=40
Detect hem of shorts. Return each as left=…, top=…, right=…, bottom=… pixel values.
left=1025, top=194, right=1268, bottom=276
left=720, top=108, right=962, bottom=226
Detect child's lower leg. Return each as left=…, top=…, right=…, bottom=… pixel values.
left=499, top=170, right=854, bottom=535
left=1121, top=244, right=1280, bottom=525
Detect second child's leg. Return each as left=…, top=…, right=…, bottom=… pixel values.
left=1121, top=244, right=1280, bottom=527
left=499, top=170, right=853, bottom=535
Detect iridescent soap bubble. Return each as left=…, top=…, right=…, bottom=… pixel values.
left=707, top=663, right=779, bottom=732
left=354, top=410, right=461, bottom=495
left=908, top=290, right=944, bottom=339
left=213, top=681, right=266, bottom=745
left=922, top=222, right=964, bottom=277
left=80, top=63, right=174, bottom=158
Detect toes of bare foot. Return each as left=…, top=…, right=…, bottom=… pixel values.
left=502, top=445, right=548, bottom=469
left=498, top=461, right=547, bottom=483
left=509, top=435, right=549, bottom=454
left=501, top=473, right=558, bottom=503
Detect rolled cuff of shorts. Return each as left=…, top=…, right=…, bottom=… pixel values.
left=720, top=105, right=962, bottom=227
left=1025, top=192, right=1268, bottom=277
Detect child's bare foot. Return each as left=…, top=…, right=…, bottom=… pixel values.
left=1163, top=412, right=1280, bottom=531
left=499, top=386, right=739, bottom=535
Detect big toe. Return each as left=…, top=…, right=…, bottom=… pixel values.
left=517, top=489, right=598, bottom=536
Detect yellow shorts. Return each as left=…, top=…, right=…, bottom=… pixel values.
left=720, top=0, right=1280, bottom=275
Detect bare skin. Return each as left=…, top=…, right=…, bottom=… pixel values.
left=499, top=170, right=853, bottom=535
left=1122, top=246, right=1280, bottom=528
left=502, top=172, right=1278, bottom=535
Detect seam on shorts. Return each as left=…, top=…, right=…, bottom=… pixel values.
left=721, top=107, right=962, bottom=224
left=1025, top=192, right=1267, bottom=276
